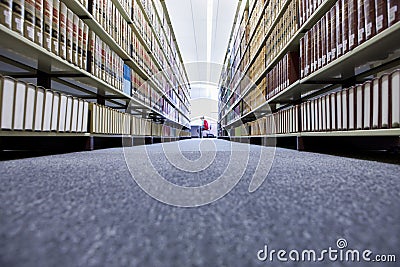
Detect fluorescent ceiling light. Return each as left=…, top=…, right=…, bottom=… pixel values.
left=207, top=0, right=213, bottom=63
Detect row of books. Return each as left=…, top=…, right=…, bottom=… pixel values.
left=91, top=0, right=131, bottom=55
left=1, top=0, right=188, bottom=119
left=243, top=77, right=267, bottom=115
left=89, top=32, right=125, bottom=91
left=265, top=0, right=298, bottom=67
left=299, top=0, right=325, bottom=27
left=301, top=69, right=400, bottom=131
left=300, top=0, right=400, bottom=78
left=265, top=52, right=300, bottom=100
left=0, top=75, right=89, bottom=132
left=249, top=46, right=266, bottom=81
left=231, top=69, right=400, bottom=136
left=90, top=102, right=186, bottom=136
left=2, top=0, right=91, bottom=70
left=248, top=0, right=265, bottom=42
left=244, top=106, right=299, bottom=136
left=0, top=74, right=188, bottom=136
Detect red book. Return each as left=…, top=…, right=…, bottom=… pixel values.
left=348, top=0, right=358, bottom=50
left=375, top=0, right=387, bottom=33
left=306, top=31, right=312, bottom=76
left=330, top=7, right=337, bottom=60
left=66, top=9, right=73, bottom=63
left=364, top=0, right=376, bottom=40
left=357, top=0, right=366, bottom=44
left=317, top=21, right=322, bottom=70
left=43, top=0, right=53, bottom=51
left=326, top=12, right=332, bottom=64
left=287, top=51, right=300, bottom=85
left=51, top=0, right=59, bottom=55
left=342, top=0, right=349, bottom=54
left=59, top=2, right=67, bottom=60
left=321, top=15, right=327, bottom=67
left=388, top=0, right=400, bottom=26
left=336, top=1, right=343, bottom=58
left=300, top=37, right=305, bottom=78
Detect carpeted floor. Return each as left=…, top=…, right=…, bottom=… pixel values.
left=0, top=139, right=399, bottom=267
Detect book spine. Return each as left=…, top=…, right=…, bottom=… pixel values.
left=51, top=0, right=59, bottom=55
left=326, top=12, right=331, bottom=64
left=12, top=0, right=24, bottom=34
left=78, top=19, right=83, bottom=68
left=381, top=74, right=389, bottom=128
left=66, top=9, right=73, bottom=63
left=388, top=0, right=400, bottom=26
left=24, top=0, right=35, bottom=41
left=72, top=14, right=79, bottom=65
left=336, top=1, right=343, bottom=58
left=348, top=0, right=358, bottom=50
left=0, top=0, right=13, bottom=28
left=330, top=7, right=337, bottom=61
left=364, top=0, right=376, bottom=40
left=390, top=69, right=400, bottom=127
left=375, top=0, right=387, bottom=33
left=83, top=23, right=89, bottom=70
left=58, top=2, right=66, bottom=59
left=321, top=15, right=326, bottom=67
left=317, top=20, right=322, bottom=70
left=342, top=0, right=349, bottom=54
left=43, top=0, right=52, bottom=51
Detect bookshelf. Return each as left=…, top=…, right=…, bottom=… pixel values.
left=218, top=0, right=400, bottom=150
left=0, top=0, right=191, bottom=150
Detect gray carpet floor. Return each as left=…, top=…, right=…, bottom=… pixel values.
left=0, top=139, right=399, bottom=267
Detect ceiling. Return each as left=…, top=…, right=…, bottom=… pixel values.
left=165, top=0, right=239, bottom=71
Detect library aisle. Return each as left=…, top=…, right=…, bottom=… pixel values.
left=2, top=0, right=400, bottom=265
left=1, top=139, right=400, bottom=266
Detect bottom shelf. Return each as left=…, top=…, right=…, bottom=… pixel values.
left=225, top=128, right=400, bottom=138
left=0, top=134, right=190, bottom=152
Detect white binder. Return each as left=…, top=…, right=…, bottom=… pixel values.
left=34, top=87, right=45, bottom=131
left=24, top=83, right=36, bottom=130
left=65, top=95, right=73, bottom=132
left=13, top=80, right=26, bottom=130
left=77, top=99, right=83, bottom=132
left=391, top=70, right=400, bottom=127
left=71, top=97, right=78, bottom=132
left=58, top=94, right=67, bottom=132
left=363, top=81, right=372, bottom=129
left=42, top=89, right=53, bottom=131
left=331, top=93, right=336, bottom=131
left=51, top=91, right=60, bottom=131
left=356, top=84, right=363, bottom=129
left=326, top=95, right=331, bottom=130
left=348, top=87, right=355, bottom=130
left=381, top=74, right=389, bottom=128
left=82, top=101, right=88, bottom=132
left=0, top=76, right=15, bottom=130
left=337, top=91, right=343, bottom=130
left=372, top=78, right=380, bottom=128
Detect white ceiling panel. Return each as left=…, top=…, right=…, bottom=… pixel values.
left=165, top=0, right=238, bottom=70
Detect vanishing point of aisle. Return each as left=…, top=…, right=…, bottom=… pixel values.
left=1, top=139, right=399, bottom=266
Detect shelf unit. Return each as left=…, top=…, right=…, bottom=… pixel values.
left=0, top=0, right=192, bottom=150
left=218, top=0, right=400, bottom=150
